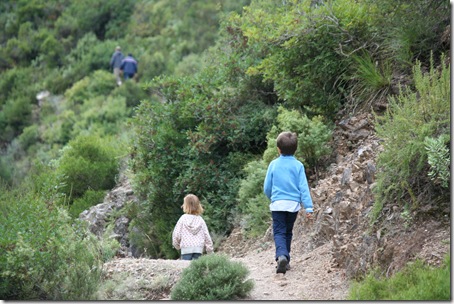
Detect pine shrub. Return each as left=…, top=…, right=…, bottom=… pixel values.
left=170, top=254, right=254, bottom=300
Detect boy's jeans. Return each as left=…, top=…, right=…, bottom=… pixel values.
left=272, top=211, right=298, bottom=262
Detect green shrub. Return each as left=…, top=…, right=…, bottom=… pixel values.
left=71, top=95, right=129, bottom=137
left=263, top=106, right=332, bottom=171
left=69, top=189, right=106, bottom=218
left=237, top=159, right=270, bottom=237
left=347, top=52, right=392, bottom=109
left=170, top=254, right=254, bottom=300
left=348, top=255, right=450, bottom=300
left=0, top=95, right=33, bottom=142
left=54, top=134, right=120, bottom=202
left=65, top=70, right=117, bottom=106
left=372, top=56, right=450, bottom=223
left=0, top=183, right=103, bottom=300
left=111, top=80, right=148, bottom=108
left=424, top=134, right=450, bottom=189
left=18, top=125, right=40, bottom=152
left=371, top=0, right=450, bottom=67
left=98, top=225, right=121, bottom=263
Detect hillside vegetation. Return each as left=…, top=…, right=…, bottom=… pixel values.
left=0, top=0, right=450, bottom=300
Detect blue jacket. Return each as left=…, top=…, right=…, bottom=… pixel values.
left=120, top=56, right=138, bottom=75
left=264, top=155, right=313, bottom=213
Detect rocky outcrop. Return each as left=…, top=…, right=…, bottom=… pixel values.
left=80, top=177, right=138, bottom=257
left=306, top=112, right=382, bottom=278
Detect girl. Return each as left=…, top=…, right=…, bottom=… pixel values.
left=172, top=194, right=213, bottom=260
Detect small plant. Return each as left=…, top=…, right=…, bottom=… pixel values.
left=96, top=271, right=172, bottom=300
left=347, top=51, right=392, bottom=111
left=170, top=254, right=254, bottom=300
left=425, top=135, right=450, bottom=189
left=400, top=206, right=412, bottom=228
left=348, top=255, right=450, bottom=300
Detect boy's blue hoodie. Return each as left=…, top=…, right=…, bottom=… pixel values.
left=264, top=155, right=313, bottom=213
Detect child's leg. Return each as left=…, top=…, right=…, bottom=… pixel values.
left=181, top=253, right=202, bottom=260
left=272, top=211, right=289, bottom=261
left=285, top=211, right=298, bottom=263
left=181, top=254, right=192, bottom=260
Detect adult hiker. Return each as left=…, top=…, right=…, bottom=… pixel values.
left=110, top=46, right=124, bottom=86
left=120, top=53, right=138, bottom=81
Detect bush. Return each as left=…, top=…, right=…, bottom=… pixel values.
left=263, top=106, right=332, bottom=173
left=372, top=56, right=450, bottom=223
left=18, top=125, right=40, bottom=152
left=170, top=254, right=254, bottom=300
left=71, top=95, right=129, bottom=137
left=65, top=70, right=117, bottom=106
left=111, top=80, right=148, bottom=108
left=237, top=159, right=270, bottom=237
left=54, top=134, right=120, bottom=202
left=69, top=189, right=106, bottom=218
left=0, top=183, right=103, bottom=300
left=348, top=255, right=450, bottom=300
left=424, top=134, right=450, bottom=189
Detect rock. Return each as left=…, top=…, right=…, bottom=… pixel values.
left=79, top=177, right=138, bottom=257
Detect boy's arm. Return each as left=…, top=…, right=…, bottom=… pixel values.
left=299, top=166, right=313, bottom=213
left=263, top=163, right=273, bottom=199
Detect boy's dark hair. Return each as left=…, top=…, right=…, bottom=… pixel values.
left=276, top=131, right=298, bottom=155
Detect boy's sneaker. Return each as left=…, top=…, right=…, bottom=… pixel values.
left=286, top=263, right=291, bottom=271
left=276, top=255, right=288, bottom=274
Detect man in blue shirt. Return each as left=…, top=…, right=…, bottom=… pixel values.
left=120, top=53, right=138, bottom=80
left=264, top=131, right=313, bottom=274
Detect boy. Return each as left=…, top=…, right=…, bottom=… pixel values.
left=264, top=131, right=313, bottom=274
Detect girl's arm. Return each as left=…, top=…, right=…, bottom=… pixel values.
left=172, top=218, right=182, bottom=250
left=202, top=220, right=214, bottom=253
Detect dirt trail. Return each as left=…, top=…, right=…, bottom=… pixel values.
left=103, top=229, right=351, bottom=301
left=232, top=241, right=349, bottom=300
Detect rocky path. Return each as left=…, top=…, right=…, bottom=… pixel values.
left=232, top=241, right=350, bottom=300
left=102, top=223, right=351, bottom=301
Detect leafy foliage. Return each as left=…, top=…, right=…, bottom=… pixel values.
left=54, top=134, right=121, bottom=203
left=348, top=255, right=450, bottom=300
left=424, top=135, right=450, bottom=189
left=170, top=254, right=254, bottom=300
left=69, top=189, right=106, bottom=218
left=371, top=56, right=450, bottom=223
left=0, top=183, right=102, bottom=300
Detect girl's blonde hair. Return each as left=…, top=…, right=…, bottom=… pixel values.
left=182, top=194, right=204, bottom=215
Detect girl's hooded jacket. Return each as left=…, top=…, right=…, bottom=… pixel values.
left=172, top=214, right=213, bottom=255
